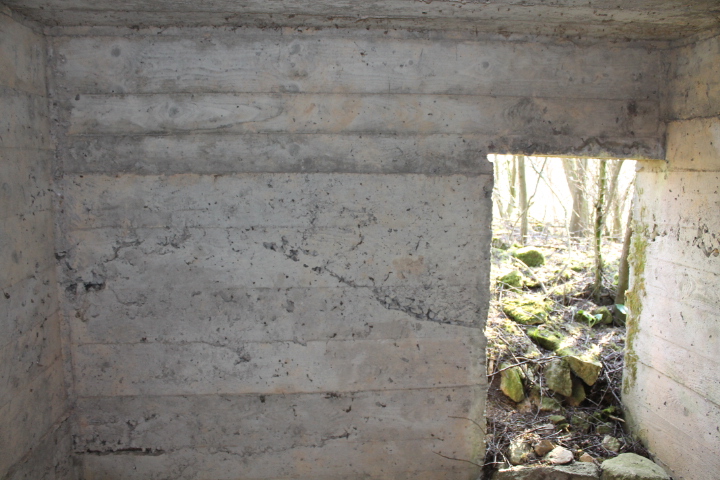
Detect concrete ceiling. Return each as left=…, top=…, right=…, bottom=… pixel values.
left=3, top=0, right=720, bottom=40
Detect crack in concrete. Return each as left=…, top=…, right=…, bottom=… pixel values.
left=79, top=447, right=165, bottom=456
left=262, top=236, right=470, bottom=327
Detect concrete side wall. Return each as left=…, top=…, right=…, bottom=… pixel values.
left=49, top=27, right=664, bottom=480
left=0, top=9, right=74, bottom=480
left=624, top=32, right=720, bottom=480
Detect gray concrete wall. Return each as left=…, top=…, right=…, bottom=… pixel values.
left=624, top=31, right=720, bottom=480
left=0, top=8, right=74, bottom=480
left=47, top=26, right=664, bottom=479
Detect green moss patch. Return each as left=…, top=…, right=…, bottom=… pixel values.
left=512, top=247, right=546, bottom=267
left=527, top=327, right=563, bottom=351
left=498, top=270, right=525, bottom=288
left=502, top=294, right=553, bottom=325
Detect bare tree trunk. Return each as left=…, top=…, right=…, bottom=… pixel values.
left=493, top=158, right=506, bottom=219
left=517, top=155, right=528, bottom=244
left=592, top=160, right=607, bottom=302
left=507, top=156, right=517, bottom=218
left=615, top=208, right=633, bottom=306
left=562, top=158, right=589, bottom=238
left=604, top=160, right=624, bottom=239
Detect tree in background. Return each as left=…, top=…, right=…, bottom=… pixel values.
left=517, top=155, right=528, bottom=244
left=562, top=158, right=590, bottom=239
left=592, top=159, right=608, bottom=302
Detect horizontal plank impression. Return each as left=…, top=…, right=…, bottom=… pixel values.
left=52, top=34, right=658, bottom=100
left=641, top=283, right=720, bottom=361
left=633, top=326, right=720, bottom=406
left=75, top=386, right=484, bottom=452
left=66, top=93, right=660, bottom=138
left=63, top=224, right=485, bottom=287
left=665, top=117, right=720, bottom=171
left=60, top=133, right=494, bottom=175
left=21, top=0, right=720, bottom=40
left=69, top=283, right=485, bottom=345
left=667, top=34, right=720, bottom=120
left=73, top=336, right=485, bottom=397
left=626, top=363, right=720, bottom=480
left=60, top=172, right=490, bottom=231
left=78, top=440, right=477, bottom=480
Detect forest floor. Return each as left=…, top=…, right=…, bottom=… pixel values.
left=482, top=226, right=649, bottom=478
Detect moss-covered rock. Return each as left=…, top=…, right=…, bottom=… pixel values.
left=492, top=237, right=511, bottom=250
left=548, top=415, right=567, bottom=424
left=544, top=359, right=573, bottom=397
left=527, top=327, right=563, bottom=351
left=498, top=270, right=525, bottom=288
left=574, top=309, right=599, bottom=325
left=503, top=295, right=553, bottom=325
left=512, top=247, right=545, bottom=267
left=500, top=363, right=526, bottom=402
left=592, top=306, right=613, bottom=325
left=559, top=349, right=602, bottom=386
left=539, top=396, right=564, bottom=412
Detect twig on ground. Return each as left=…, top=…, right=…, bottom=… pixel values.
left=489, top=356, right=559, bottom=378
left=510, top=256, right=548, bottom=295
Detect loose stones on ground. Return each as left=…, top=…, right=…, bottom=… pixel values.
left=494, top=454, right=670, bottom=480
left=601, top=453, right=671, bottom=480
left=494, top=462, right=601, bottom=480
left=547, top=446, right=575, bottom=465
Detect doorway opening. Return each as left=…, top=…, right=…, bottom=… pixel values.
left=483, top=154, right=649, bottom=475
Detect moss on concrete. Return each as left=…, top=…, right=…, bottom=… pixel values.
left=623, top=218, right=648, bottom=395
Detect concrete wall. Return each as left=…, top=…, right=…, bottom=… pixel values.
left=0, top=8, right=74, bottom=480
left=624, top=31, right=720, bottom=480
left=46, top=26, right=664, bottom=479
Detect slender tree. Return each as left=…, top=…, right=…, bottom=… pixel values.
left=603, top=159, right=625, bottom=239
left=517, top=155, right=528, bottom=244
left=507, top=156, right=517, bottom=219
left=562, top=158, right=589, bottom=238
left=592, top=160, right=608, bottom=301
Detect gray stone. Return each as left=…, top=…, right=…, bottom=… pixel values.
left=601, top=435, right=621, bottom=453
left=547, top=446, right=574, bottom=465
left=545, top=359, right=573, bottom=397
left=580, top=453, right=596, bottom=463
left=601, top=453, right=671, bottom=480
left=509, top=437, right=534, bottom=466
left=534, top=439, right=555, bottom=457
left=494, top=462, right=601, bottom=480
